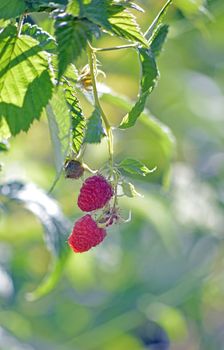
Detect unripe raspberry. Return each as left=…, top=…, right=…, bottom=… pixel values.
left=78, top=175, right=113, bottom=212
left=64, top=160, right=84, bottom=179
left=68, top=214, right=106, bottom=253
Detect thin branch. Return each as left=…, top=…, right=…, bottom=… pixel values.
left=87, top=43, right=114, bottom=170
left=94, top=44, right=138, bottom=53
left=17, top=15, right=24, bottom=37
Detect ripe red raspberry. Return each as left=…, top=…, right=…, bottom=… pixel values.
left=78, top=175, right=113, bottom=212
left=68, top=214, right=106, bottom=253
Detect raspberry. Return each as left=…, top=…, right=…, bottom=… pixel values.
left=68, top=214, right=106, bottom=253
left=78, top=175, right=113, bottom=212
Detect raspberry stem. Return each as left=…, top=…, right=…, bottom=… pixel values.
left=87, top=43, right=114, bottom=173
left=94, top=44, right=138, bottom=52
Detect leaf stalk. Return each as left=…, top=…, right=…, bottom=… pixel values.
left=87, top=43, right=114, bottom=171
left=17, top=15, right=24, bottom=37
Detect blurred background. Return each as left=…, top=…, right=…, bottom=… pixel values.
left=0, top=0, right=224, bottom=349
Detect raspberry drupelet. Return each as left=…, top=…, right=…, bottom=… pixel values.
left=78, top=175, right=113, bottom=212
left=68, top=214, right=106, bottom=253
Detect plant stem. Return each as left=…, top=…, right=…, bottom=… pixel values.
left=87, top=43, right=114, bottom=171
left=94, top=43, right=138, bottom=52
left=17, top=15, right=24, bottom=37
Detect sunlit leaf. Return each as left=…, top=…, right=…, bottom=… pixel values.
left=0, top=118, right=10, bottom=140
left=67, top=0, right=146, bottom=44
left=118, top=158, right=156, bottom=176
left=0, top=25, right=53, bottom=135
left=46, top=90, right=71, bottom=175
left=63, top=81, right=86, bottom=154
left=21, top=22, right=57, bottom=53
left=121, top=180, right=143, bottom=197
left=54, top=12, right=100, bottom=80
left=68, top=0, right=111, bottom=28
left=108, top=8, right=148, bottom=46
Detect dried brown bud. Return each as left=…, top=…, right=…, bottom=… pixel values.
left=64, top=160, right=84, bottom=179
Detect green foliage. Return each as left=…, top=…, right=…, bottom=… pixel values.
left=121, top=180, right=142, bottom=198
left=118, top=158, right=156, bottom=176
left=119, top=48, right=158, bottom=129
left=0, top=25, right=53, bottom=135
left=21, top=23, right=57, bottom=53
left=46, top=92, right=70, bottom=175
left=64, top=81, right=86, bottom=154
left=107, top=7, right=148, bottom=46
left=0, top=0, right=175, bottom=301
left=84, top=108, right=105, bottom=143
left=101, top=91, right=175, bottom=181
left=54, top=12, right=100, bottom=79
left=0, top=181, right=70, bottom=256
left=145, top=0, right=172, bottom=42
left=0, top=0, right=26, bottom=19
left=0, top=118, right=10, bottom=140
left=67, top=0, right=147, bottom=45
left=0, top=141, right=8, bottom=152
left=26, top=252, right=68, bottom=301
left=0, top=181, right=71, bottom=300
left=151, top=24, right=169, bottom=58
left=46, top=79, right=85, bottom=184
left=0, top=0, right=220, bottom=349
left=25, top=0, right=62, bottom=13
left=67, top=0, right=111, bottom=28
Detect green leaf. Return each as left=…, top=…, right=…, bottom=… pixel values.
left=121, top=180, right=142, bottom=198
left=26, top=251, right=68, bottom=301
left=0, top=181, right=71, bottom=300
left=0, top=0, right=26, bottom=20
left=54, top=12, right=100, bottom=80
left=0, top=181, right=71, bottom=256
left=84, top=108, right=105, bottom=143
left=46, top=80, right=85, bottom=192
left=0, top=25, right=53, bottom=135
left=67, top=0, right=80, bottom=16
left=0, top=141, right=8, bottom=152
left=46, top=91, right=71, bottom=176
left=0, top=19, right=10, bottom=28
left=0, top=118, right=10, bottom=152
left=119, top=48, right=158, bottom=129
left=101, top=91, right=175, bottom=183
left=117, top=1, right=144, bottom=13
left=21, top=23, right=57, bottom=54
left=64, top=81, right=86, bottom=154
left=144, top=0, right=172, bottom=42
left=25, top=0, right=61, bottom=13
left=0, top=118, right=10, bottom=140
left=118, top=158, right=156, bottom=176
left=108, top=8, right=148, bottom=46
left=67, top=1, right=147, bottom=45
left=151, top=24, right=169, bottom=58
left=68, top=0, right=111, bottom=28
